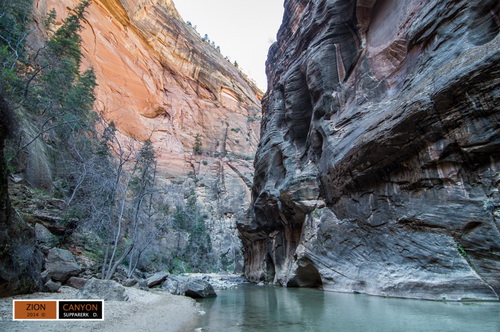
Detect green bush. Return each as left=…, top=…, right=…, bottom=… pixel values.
left=193, top=133, right=202, bottom=154
left=170, top=191, right=216, bottom=272
left=457, top=244, right=468, bottom=258
left=247, top=116, right=262, bottom=122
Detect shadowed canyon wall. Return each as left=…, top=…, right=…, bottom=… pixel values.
left=239, top=0, right=500, bottom=300
left=0, top=95, right=42, bottom=296
left=29, top=0, right=262, bottom=269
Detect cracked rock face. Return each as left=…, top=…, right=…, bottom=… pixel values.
left=239, top=0, right=500, bottom=300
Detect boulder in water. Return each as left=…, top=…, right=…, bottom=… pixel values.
left=184, top=279, right=217, bottom=298
left=162, top=275, right=189, bottom=295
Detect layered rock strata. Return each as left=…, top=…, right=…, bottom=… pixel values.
left=239, top=0, right=500, bottom=300
left=30, top=0, right=262, bottom=268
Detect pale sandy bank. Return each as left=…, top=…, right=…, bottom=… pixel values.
left=0, top=286, right=200, bottom=331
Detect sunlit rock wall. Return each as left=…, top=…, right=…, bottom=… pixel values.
left=240, top=0, right=500, bottom=300
left=31, top=0, right=262, bottom=270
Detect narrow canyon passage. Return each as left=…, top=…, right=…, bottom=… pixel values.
left=0, top=3, right=498, bottom=329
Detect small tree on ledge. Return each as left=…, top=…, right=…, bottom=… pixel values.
left=193, top=133, right=202, bottom=155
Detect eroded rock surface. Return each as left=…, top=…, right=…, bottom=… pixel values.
left=239, top=0, right=500, bottom=300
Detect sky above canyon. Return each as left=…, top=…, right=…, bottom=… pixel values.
left=173, top=0, right=284, bottom=90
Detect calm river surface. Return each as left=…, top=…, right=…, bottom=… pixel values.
left=195, top=284, right=500, bottom=332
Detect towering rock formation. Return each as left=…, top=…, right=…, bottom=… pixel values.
left=30, top=0, right=262, bottom=268
left=240, top=0, right=500, bottom=300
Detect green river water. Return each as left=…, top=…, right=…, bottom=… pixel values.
left=195, top=284, right=500, bottom=332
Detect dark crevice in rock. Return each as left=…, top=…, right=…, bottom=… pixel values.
left=468, top=1, right=500, bottom=46
left=462, top=221, right=483, bottom=234
left=287, top=257, right=323, bottom=289
left=283, top=71, right=313, bottom=152
left=265, top=253, right=276, bottom=283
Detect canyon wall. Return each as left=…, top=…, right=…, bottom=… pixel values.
left=29, top=0, right=262, bottom=269
left=0, top=95, right=42, bottom=296
left=239, top=0, right=500, bottom=300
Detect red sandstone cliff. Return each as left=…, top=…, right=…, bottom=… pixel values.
left=33, top=0, right=261, bottom=177
left=27, top=0, right=262, bottom=270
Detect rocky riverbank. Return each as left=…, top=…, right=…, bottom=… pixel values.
left=183, top=273, right=249, bottom=290
left=0, top=272, right=250, bottom=331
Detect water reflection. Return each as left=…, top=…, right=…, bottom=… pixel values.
left=196, top=285, right=500, bottom=332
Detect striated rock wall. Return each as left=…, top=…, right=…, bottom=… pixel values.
left=29, top=0, right=262, bottom=269
left=240, top=0, right=500, bottom=300
left=32, top=0, right=261, bottom=174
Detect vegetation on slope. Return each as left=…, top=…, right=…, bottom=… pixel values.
left=0, top=0, right=222, bottom=295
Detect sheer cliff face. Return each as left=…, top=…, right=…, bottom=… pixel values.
left=32, top=0, right=261, bottom=268
left=34, top=0, right=261, bottom=175
left=240, top=0, right=500, bottom=300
